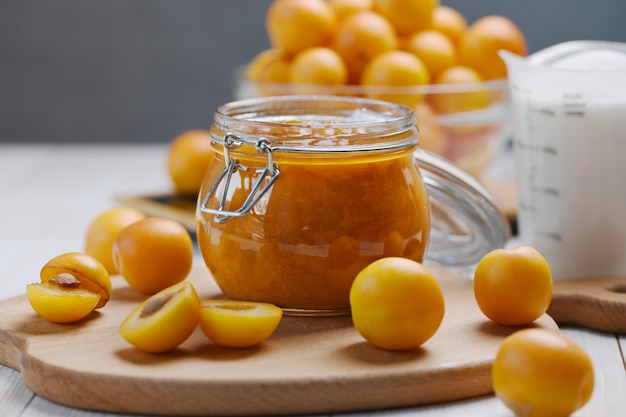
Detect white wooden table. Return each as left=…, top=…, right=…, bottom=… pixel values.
left=1, top=144, right=624, bottom=417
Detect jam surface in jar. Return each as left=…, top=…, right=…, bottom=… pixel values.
left=197, top=96, right=430, bottom=313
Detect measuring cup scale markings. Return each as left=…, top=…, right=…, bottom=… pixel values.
left=503, top=41, right=626, bottom=280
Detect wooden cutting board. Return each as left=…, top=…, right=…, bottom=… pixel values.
left=0, top=264, right=556, bottom=416
left=548, top=276, right=626, bottom=333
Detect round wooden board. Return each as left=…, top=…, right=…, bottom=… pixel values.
left=0, top=264, right=557, bottom=416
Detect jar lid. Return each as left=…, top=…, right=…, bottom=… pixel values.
left=417, top=149, right=510, bottom=273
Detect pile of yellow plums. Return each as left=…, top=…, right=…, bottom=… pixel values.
left=242, top=0, right=528, bottom=175
left=252, top=0, right=528, bottom=91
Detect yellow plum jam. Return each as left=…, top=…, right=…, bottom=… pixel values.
left=197, top=96, right=430, bottom=314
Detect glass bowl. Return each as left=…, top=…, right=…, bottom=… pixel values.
left=234, top=69, right=510, bottom=179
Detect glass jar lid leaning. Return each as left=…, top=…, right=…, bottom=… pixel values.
left=196, top=95, right=510, bottom=315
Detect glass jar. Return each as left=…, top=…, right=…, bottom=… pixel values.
left=197, top=96, right=509, bottom=315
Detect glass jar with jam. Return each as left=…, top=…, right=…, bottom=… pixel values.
left=197, top=96, right=509, bottom=315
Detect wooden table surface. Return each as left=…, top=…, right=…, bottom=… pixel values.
left=1, top=143, right=624, bottom=417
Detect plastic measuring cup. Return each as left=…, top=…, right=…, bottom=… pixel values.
left=502, top=41, right=626, bottom=280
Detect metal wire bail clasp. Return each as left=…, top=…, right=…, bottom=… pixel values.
left=199, top=133, right=280, bottom=224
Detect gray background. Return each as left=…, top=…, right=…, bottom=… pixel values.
left=1, top=0, right=625, bottom=143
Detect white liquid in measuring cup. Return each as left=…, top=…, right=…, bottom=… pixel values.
left=508, top=43, right=626, bottom=279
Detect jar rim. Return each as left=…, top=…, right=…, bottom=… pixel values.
left=212, top=95, right=418, bottom=154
